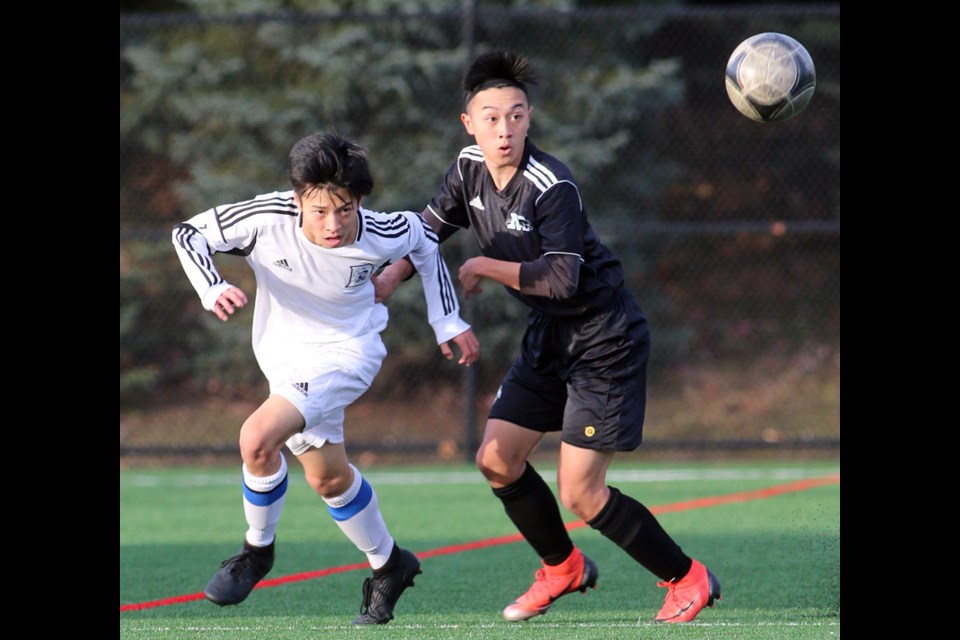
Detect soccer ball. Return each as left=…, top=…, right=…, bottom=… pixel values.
left=725, top=32, right=816, bottom=123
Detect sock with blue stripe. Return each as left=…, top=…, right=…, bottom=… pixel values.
left=324, top=464, right=394, bottom=570
left=242, top=453, right=288, bottom=547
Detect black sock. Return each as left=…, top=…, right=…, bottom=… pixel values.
left=492, top=462, right=573, bottom=566
left=373, top=542, right=400, bottom=577
left=588, top=486, right=692, bottom=581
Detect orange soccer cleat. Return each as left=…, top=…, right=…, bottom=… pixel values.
left=502, top=546, right=599, bottom=622
left=654, top=559, right=722, bottom=623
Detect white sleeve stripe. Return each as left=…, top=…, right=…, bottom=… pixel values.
left=523, top=168, right=550, bottom=193
left=543, top=250, right=584, bottom=262
left=458, top=146, right=485, bottom=183
left=533, top=179, right=583, bottom=211
left=527, top=156, right=560, bottom=184
left=427, top=205, right=467, bottom=229
left=458, top=146, right=485, bottom=162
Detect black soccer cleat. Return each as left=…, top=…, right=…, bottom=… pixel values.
left=204, top=540, right=275, bottom=606
left=352, top=547, right=422, bottom=625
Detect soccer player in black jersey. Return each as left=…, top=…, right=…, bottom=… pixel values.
left=376, top=51, right=721, bottom=623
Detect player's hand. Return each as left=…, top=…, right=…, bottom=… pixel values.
left=373, top=262, right=411, bottom=303
left=213, top=287, right=247, bottom=321
left=439, top=328, right=480, bottom=366
left=458, top=258, right=485, bottom=300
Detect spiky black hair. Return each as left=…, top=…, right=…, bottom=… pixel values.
left=463, top=50, right=540, bottom=106
left=288, top=130, right=374, bottom=199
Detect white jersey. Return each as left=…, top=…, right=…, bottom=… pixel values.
left=172, top=190, right=469, bottom=378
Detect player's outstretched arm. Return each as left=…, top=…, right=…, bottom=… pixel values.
left=439, top=327, right=480, bottom=366
left=374, top=208, right=450, bottom=304
left=172, top=194, right=266, bottom=314
left=458, top=256, right=521, bottom=300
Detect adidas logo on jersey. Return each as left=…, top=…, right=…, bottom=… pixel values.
left=506, top=212, right=533, bottom=232
left=273, top=258, right=293, bottom=271
left=291, top=381, right=309, bottom=397
left=469, top=196, right=485, bottom=211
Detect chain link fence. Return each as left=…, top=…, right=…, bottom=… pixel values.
left=120, top=3, right=840, bottom=461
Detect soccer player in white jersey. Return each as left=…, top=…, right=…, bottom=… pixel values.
left=376, top=52, right=720, bottom=623
left=172, top=131, right=479, bottom=624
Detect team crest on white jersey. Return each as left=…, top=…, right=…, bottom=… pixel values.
left=506, top=212, right=533, bottom=232
left=469, top=196, right=485, bottom=211
left=347, top=263, right=375, bottom=288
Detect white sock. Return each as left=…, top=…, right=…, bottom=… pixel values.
left=324, top=464, right=395, bottom=569
left=242, top=453, right=288, bottom=547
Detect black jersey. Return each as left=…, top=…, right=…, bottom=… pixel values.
left=427, top=139, right=624, bottom=317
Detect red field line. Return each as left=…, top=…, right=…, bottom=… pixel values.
left=120, top=472, right=839, bottom=612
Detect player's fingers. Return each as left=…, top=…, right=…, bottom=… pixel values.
left=225, top=289, right=247, bottom=307
left=439, top=342, right=454, bottom=360
left=463, top=285, right=482, bottom=300
left=455, top=333, right=479, bottom=366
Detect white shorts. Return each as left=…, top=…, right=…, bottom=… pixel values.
left=266, top=333, right=387, bottom=456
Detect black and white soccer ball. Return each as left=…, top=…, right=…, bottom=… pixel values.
left=725, top=33, right=816, bottom=123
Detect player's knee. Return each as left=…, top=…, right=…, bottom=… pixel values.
left=475, top=443, right=499, bottom=480
left=304, top=468, right=352, bottom=499
left=475, top=443, right=523, bottom=485
left=558, top=490, right=593, bottom=520
left=238, top=419, right=279, bottom=470
left=557, top=484, right=606, bottom=521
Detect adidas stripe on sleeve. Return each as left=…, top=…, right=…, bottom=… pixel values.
left=172, top=192, right=297, bottom=310
left=401, top=211, right=470, bottom=344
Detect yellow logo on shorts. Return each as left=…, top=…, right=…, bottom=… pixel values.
left=584, top=426, right=596, bottom=437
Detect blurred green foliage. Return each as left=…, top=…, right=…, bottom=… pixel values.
left=120, top=2, right=840, bottom=407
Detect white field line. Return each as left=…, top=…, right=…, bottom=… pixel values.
left=125, top=620, right=840, bottom=631
left=123, top=467, right=839, bottom=488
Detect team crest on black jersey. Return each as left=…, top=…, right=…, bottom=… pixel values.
left=347, top=263, right=375, bottom=288
left=506, top=212, right=533, bottom=232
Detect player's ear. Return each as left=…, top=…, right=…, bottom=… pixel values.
left=293, top=192, right=302, bottom=211
left=461, top=113, right=474, bottom=136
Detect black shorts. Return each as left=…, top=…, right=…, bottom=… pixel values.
left=488, top=289, right=650, bottom=452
